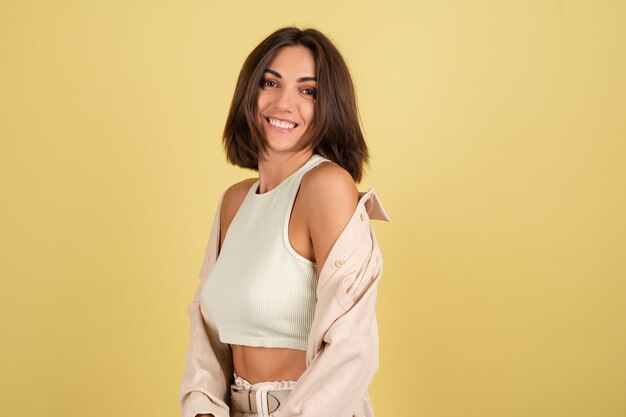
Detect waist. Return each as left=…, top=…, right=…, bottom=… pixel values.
left=232, top=344, right=306, bottom=384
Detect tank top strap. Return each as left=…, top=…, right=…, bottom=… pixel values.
left=283, top=154, right=332, bottom=196
left=292, top=153, right=331, bottom=181
left=248, top=154, right=332, bottom=199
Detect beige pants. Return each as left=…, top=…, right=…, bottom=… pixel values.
left=230, top=372, right=296, bottom=417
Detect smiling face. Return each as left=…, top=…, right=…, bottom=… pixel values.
left=257, top=45, right=317, bottom=158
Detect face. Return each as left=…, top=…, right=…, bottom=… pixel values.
left=257, top=45, right=317, bottom=157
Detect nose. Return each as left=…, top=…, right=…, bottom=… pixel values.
left=275, top=87, right=295, bottom=111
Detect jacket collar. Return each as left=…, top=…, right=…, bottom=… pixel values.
left=359, top=188, right=391, bottom=222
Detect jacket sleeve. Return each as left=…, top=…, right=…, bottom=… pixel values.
left=179, top=193, right=233, bottom=417
left=277, top=213, right=385, bottom=417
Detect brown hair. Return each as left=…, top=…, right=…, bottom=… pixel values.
left=222, top=26, right=369, bottom=183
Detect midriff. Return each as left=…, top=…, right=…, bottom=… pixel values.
left=231, top=345, right=306, bottom=384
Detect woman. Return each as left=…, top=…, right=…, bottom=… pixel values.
left=180, top=26, right=390, bottom=417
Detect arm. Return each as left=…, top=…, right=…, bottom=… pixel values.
left=277, top=169, right=384, bottom=417
left=180, top=179, right=260, bottom=417
left=305, top=164, right=359, bottom=279
left=280, top=220, right=384, bottom=417
left=179, top=192, right=233, bottom=417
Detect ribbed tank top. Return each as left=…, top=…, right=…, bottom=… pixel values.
left=201, top=154, right=332, bottom=350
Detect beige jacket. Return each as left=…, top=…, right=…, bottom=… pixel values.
left=179, top=188, right=391, bottom=417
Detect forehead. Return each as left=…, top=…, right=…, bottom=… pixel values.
left=267, top=46, right=316, bottom=76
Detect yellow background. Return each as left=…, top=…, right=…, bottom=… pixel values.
left=1, top=1, right=624, bottom=416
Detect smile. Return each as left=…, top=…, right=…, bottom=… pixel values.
left=266, top=116, right=298, bottom=130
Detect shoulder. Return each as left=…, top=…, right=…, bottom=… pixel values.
left=220, top=177, right=257, bottom=231
left=300, top=161, right=359, bottom=268
left=300, top=160, right=358, bottom=207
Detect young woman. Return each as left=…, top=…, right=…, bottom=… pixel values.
left=180, top=26, right=390, bottom=417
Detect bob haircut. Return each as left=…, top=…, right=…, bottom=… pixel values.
left=222, top=26, right=369, bottom=183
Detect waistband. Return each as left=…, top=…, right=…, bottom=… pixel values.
left=230, top=372, right=296, bottom=416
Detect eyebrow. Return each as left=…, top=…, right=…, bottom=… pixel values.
left=263, top=69, right=317, bottom=82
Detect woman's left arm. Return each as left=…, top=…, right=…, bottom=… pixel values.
left=305, top=165, right=359, bottom=277
left=277, top=166, right=385, bottom=417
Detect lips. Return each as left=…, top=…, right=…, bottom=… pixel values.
left=265, top=116, right=299, bottom=130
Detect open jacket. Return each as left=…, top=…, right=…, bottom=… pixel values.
left=179, top=188, right=391, bottom=417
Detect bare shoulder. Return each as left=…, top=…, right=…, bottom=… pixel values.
left=300, top=161, right=358, bottom=209
left=300, top=161, right=359, bottom=271
left=222, top=177, right=257, bottom=214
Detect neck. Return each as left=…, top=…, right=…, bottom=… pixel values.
left=256, top=149, right=314, bottom=194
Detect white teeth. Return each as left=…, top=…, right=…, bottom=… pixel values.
left=269, top=117, right=296, bottom=129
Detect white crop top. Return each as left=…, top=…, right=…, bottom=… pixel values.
left=201, top=154, right=331, bottom=350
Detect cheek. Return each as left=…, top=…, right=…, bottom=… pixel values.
left=257, top=91, right=270, bottom=111
left=303, top=102, right=315, bottom=124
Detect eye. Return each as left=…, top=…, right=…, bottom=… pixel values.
left=302, top=88, right=317, bottom=98
left=260, top=79, right=277, bottom=88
